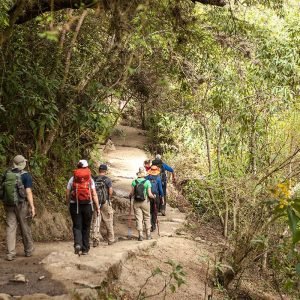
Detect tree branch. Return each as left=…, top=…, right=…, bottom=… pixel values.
left=10, top=0, right=99, bottom=24
left=10, top=0, right=226, bottom=25
left=194, top=0, right=226, bottom=6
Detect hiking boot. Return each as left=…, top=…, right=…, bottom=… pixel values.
left=151, top=225, right=156, bottom=232
left=6, top=255, right=16, bottom=261
left=138, top=235, right=144, bottom=241
left=108, top=238, right=118, bottom=245
left=25, top=247, right=34, bottom=257
left=93, top=239, right=99, bottom=247
left=74, top=244, right=81, bottom=255
left=81, top=251, right=88, bottom=255
left=161, top=210, right=166, bottom=216
left=146, top=234, right=152, bottom=240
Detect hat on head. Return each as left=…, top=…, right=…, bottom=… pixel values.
left=155, top=154, right=161, bottom=160
left=13, top=155, right=27, bottom=170
left=99, top=164, right=108, bottom=171
left=78, top=159, right=88, bottom=168
left=136, top=167, right=146, bottom=178
left=148, top=165, right=160, bottom=176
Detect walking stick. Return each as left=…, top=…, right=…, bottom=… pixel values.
left=128, top=196, right=132, bottom=239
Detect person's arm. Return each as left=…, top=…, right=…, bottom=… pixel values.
left=158, top=177, right=164, bottom=197
left=108, top=187, right=113, bottom=199
left=147, top=187, right=154, bottom=199
left=91, top=188, right=100, bottom=214
left=66, top=189, right=70, bottom=204
left=163, top=163, right=176, bottom=183
left=22, top=173, right=35, bottom=217
left=106, top=178, right=113, bottom=200
left=146, top=180, right=155, bottom=199
left=90, top=179, right=100, bottom=214
left=65, top=177, right=73, bottom=205
left=26, top=188, right=35, bottom=217
left=157, top=177, right=165, bottom=204
left=171, top=171, right=176, bottom=183
left=129, top=186, right=134, bottom=198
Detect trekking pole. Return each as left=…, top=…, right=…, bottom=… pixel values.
left=128, top=196, right=132, bottom=239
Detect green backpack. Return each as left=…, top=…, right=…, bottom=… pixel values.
left=0, top=169, right=27, bottom=206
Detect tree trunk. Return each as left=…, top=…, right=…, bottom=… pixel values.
left=224, top=198, right=229, bottom=237
left=217, top=123, right=223, bottom=177
left=201, top=119, right=212, bottom=174
left=249, top=122, right=257, bottom=174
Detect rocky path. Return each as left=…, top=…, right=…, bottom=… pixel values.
left=0, top=125, right=199, bottom=300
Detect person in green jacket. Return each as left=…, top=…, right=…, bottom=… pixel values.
left=129, top=167, right=155, bottom=241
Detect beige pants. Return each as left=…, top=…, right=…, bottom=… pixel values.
left=5, top=201, right=34, bottom=258
left=133, top=200, right=151, bottom=237
left=91, top=202, right=114, bottom=243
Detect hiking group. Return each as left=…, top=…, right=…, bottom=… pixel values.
left=0, top=153, right=175, bottom=259
left=129, top=154, right=176, bottom=241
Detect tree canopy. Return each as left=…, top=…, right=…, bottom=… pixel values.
left=0, top=0, right=300, bottom=297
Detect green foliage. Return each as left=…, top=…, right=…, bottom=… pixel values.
left=0, top=0, right=300, bottom=296
left=138, top=260, right=186, bottom=299
left=0, top=0, right=11, bottom=29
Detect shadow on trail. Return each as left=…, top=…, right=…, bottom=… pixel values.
left=0, top=254, right=66, bottom=296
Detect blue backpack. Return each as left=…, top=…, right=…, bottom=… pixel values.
left=148, top=175, right=159, bottom=195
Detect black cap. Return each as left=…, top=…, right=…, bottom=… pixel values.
left=99, top=164, right=108, bottom=171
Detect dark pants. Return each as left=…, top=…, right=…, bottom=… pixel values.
left=160, top=181, right=167, bottom=213
left=150, top=195, right=160, bottom=228
left=69, top=203, right=93, bottom=252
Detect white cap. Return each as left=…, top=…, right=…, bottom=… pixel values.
left=78, top=159, right=88, bottom=168
left=155, top=154, right=161, bottom=160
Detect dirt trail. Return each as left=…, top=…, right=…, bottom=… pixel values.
left=0, top=125, right=198, bottom=299
left=0, top=126, right=285, bottom=300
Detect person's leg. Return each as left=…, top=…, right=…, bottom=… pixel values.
left=69, top=203, right=83, bottom=251
left=101, top=202, right=115, bottom=244
left=154, top=195, right=160, bottom=230
left=134, top=202, right=144, bottom=240
left=91, top=210, right=100, bottom=247
left=17, top=201, right=34, bottom=256
left=161, top=182, right=167, bottom=216
left=141, top=200, right=151, bottom=239
left=5, top=206, right=18, bottom=260
left=81, top=204, right=93, bottom=253
left=150, top=195, right=158, bottom=231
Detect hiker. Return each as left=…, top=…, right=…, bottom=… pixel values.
left=66, top=160, right=100, bottom=255
left=92, top=164, right=115, bottom=246
left=145, top=165, right=164, bottom=232
left=128, top=167, right=155, bottom=241
left=143, top=160, right=151, bottom=172
left=151, top=154, right=176, bottom=216
left=1, top=155, right=35, bottom=261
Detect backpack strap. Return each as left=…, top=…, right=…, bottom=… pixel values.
left=1, top=169, right=9, bottom=184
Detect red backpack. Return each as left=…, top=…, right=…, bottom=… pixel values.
left=71, top=168, right=92, bottom=201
